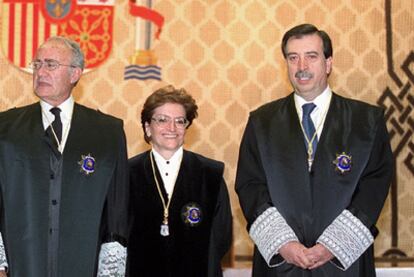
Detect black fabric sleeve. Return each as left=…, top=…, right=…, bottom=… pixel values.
left=101, top=121, right=129, bottom=246
left=347, top=112, right=394, bottom=234
left=207, top=179, right=232, bottom=277
left=235, top=117, right=273, bottom=231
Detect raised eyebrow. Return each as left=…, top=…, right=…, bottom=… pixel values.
left=286, top=51, right=319, bottom=56
left=154, top=114, right=170, bottom=118
left=286, top=52, right=299, bottom=57
left=305, top=51, right=319, bottom=56
left=44, top=58, right=58, bottom=63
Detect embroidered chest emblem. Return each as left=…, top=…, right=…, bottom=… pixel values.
left=78, top=153, right=96, bottom=175
left=333, top=152, right=352, bottom=174
left=181, top=202, right=202, bottom=227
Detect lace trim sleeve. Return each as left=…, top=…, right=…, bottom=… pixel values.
left=97, top=241, right=127, bottom=277
left=317, top=209, right=374, bottom=270
left=249, top=207, right=298, bottom=267
left=0, top=232, right=8, bottom=269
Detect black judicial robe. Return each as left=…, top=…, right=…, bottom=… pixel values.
left=127, top=150, right=232, bottom=277
left=0, top=103, right=129, bottom=277
left=235, top=93, right=393, bottom=277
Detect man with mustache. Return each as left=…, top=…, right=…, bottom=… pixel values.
left=0, top=36, right=128, bottom=277
left=235, top=24, right=393, bottom=276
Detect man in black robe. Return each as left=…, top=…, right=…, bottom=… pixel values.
left=0, top=36, right=128, bottom=277
left=235, top=24, right=393, bottom=276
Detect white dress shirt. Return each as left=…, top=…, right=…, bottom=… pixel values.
left=152, top=147, right=183, bottom=198
left=294, top=86, right=332, bottom=139
left=40, top=96, right=74, bottom=153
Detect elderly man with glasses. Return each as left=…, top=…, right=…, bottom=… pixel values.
left=0, top=36, right=129, bottom=277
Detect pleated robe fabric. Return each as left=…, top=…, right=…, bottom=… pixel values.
left=127, top=150, right=232, bottom=277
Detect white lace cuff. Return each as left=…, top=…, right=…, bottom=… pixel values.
left=0, top=232, right=8, bottom=269
left=97, top=241, right=127, bottom=277
left=317, top=209, right=374, bottom=270
left=249, top=207, right=298, bottom=267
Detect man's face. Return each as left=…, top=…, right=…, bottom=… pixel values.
left=285, top=33, right=332, bottom=101
left=32, top=42, right=81, bottom=106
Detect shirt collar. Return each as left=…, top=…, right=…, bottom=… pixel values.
left=294, top=86, right=332, bottom=114
left=40, top=96, right=74, bottom=129
left=152, top=146, right=184, bottom=165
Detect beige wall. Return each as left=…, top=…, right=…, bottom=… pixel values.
left=1, top=0, right=413, bottom=264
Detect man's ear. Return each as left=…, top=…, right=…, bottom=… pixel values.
left=70, top=67, right=83, bottom=84
left=326, top=56, right=333, bottom=75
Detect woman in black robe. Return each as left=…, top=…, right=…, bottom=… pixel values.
left=126, top=85, right=232, bottom=277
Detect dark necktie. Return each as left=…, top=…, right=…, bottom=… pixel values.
left=50, top=107, right=62, bottom=143
left=302, top=103, right=318, bottom=160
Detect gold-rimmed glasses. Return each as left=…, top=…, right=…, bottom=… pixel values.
left=151, top=115, right=189, bottom=129
left=29, top=59, right=76, bottom=71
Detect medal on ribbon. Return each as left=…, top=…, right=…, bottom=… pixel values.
left=78, top=153, right=96, bottom=175
left=333, top=152, right=352, bottom=174
left=181, top=202, right=202, bottom=227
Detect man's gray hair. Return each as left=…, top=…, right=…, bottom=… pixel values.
left=41, top=36, right=85, bottom=70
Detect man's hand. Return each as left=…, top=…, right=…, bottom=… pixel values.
left=279, top=241, right=313, bottom=269
left=0, top=270, right=6, bottom=277
left=304, top=243, right=334, bottom=269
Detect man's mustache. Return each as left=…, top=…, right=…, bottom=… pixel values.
left=295, top=70, right=313, bottom=79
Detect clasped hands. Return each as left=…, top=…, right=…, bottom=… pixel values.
left=279, top=241, right=334, bottom=270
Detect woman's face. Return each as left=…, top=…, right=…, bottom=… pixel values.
left=145, top=102, right=188, bottom=159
